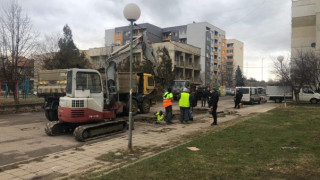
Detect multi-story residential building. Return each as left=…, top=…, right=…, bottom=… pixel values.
left=222, top=39, right=244, bottom=87
left=292, top=0, right=320, bottom=54
left=105, top=23, right=163, bottom=46
left=105, top=22, right=226, bottom=86
left=152, top=41, right=201, bottom=85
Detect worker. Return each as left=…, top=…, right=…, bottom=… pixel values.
left=178, top=87, right=190, bottom=124
left=154, top=110, right=165, bottom=124
left=163, top=87, right=173, bottom=124
left=208, top=88, right=219, bottom=126
left=234, top=88, right=243, bottom=109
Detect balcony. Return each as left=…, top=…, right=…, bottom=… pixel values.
left=214, top=35, right=218, bottom=40
left=214, top=44, right=219, bottom=48
left=194, top=63, right=201, bottom=69
left=214, top=59, right=218, bottom=64
left=194, top=77, right=201, bottom=84
left=214, top=75, right=218, bottom=79
left=214, top=67, right=218, bottom=72
left=175, top=60, right=184, bottom=67
left=214, top=52, right=218, bottom=56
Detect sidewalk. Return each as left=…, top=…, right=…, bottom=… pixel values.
left=0, top=103, right=278, bottom=180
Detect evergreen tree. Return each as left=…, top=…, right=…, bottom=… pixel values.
left=43, top=24, right=90, bottom=69
left=235, top=65, right=245, bottom=86
left=156, top=47, right=174, bottom=88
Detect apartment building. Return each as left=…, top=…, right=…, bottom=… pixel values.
left=223, top=39, right=244, bottom=87
left=83, top=47, right=110, bottom=69
left=105, top=23, right=163, bottom=46
left=292, top=0, right=320, bottom=54
left=152, top=41, right=201, bottom=85
left=105, top=22, right=226, bottom=86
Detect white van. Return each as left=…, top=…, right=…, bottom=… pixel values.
left=236, top=87, right=261, bottom=104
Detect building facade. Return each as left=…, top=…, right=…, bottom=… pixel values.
left=152, top=41, right=201, bottom=85
left=105, top=22, right=226, bottom=86
left=223, top=39, right=244, bottom=87
left=292, top=0, right=320, bottom=53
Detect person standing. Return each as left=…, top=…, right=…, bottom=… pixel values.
left=234, top=88, right=243, bottom=109
left=178, top=88, right=190, bottom=124
left=201, top=88, right=207, bottom=107
left=163, top=87, right=173, bottom=124
left=189, top=89, right=196, bottom=121
left=208, top=88, right=219, bottom=126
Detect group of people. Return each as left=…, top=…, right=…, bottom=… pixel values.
left=155, top=86, right=220, bottom=126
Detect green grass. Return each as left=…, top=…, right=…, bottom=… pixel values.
left=88, top=104, right=320, bottom=180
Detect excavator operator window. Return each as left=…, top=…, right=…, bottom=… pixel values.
left=76, top=72, right=102, bottom=93
left=66, top=71, right=72, bottom=94
left=148, top=77, right=154, bottom=86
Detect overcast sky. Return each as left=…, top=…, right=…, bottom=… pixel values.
left=2, top=0, right=291, bottom=81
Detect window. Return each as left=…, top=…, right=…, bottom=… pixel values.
left=116, top=31, right=121, bottom=36
left=302, top=88, right=314, bottom=94
left=240, top=88, right=249, bottom=94
left=148, top=77, right=154, bottom=86
left=227, top=43, right=234, bottom=47
left=76, top=72, right=101, bottom=93
left=66, top=71, right=73, bottom=94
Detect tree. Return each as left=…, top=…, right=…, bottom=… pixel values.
left=0, top=1, right=38, bottom=103
left=291, top=49, right=320, bottom=91
left=155, top=47, right=175, bottom=88
left=234, top=65, right=245, bottom=86
left=43, top=24, right=90, bottom=69
left=273, top=49, right=320, bottom=102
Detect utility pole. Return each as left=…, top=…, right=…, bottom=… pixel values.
left=261, top=58, right=264, bottom=81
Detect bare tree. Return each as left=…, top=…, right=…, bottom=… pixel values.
left=0, top=1, right=38, bottom=103
left=33, top=32, right=61, bottom=69
left=273, top=49, right=320, bottom=102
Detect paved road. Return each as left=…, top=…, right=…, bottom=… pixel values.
left=0, top=96, right=274, bottom=166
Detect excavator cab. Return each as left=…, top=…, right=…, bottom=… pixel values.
left=58, top=69, right=105, bottom=123
left=143, top=73, right=155, bottom=95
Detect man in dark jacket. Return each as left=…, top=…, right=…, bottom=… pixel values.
left=234, top=88, right=243, bottom=109
left=201, top=88, right=208, bottom=107
left=189, top=89, right=197, bottom=121
left=208, top=88, right=219, bottom=126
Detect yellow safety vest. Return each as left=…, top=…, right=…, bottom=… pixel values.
left=155, top=112, right=164, bottom=121
left=179, top=92, right=190, bottom=108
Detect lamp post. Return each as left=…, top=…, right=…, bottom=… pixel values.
left=277, top=56, right=286, bottom=107
left=123, top=3, right=140, bottom=152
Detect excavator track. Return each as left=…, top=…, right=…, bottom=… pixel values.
left=45, top=121, right=75, bottom=136
left=73, top=120, right=127, bottom=142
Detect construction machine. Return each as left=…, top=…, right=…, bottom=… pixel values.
left=45, top=31, right=159, bottom=141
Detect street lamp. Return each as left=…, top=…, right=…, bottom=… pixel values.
left=123, top=3, right=140, bottom=152
left=277, top=56, right=286, bottom=108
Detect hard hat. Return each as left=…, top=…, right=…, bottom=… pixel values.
left=183, top=87, right=188, bottom=92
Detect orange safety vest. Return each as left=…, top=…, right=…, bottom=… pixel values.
left=163, top=91, right=173, bottom=107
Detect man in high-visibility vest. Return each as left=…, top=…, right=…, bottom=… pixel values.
left=163, top=87, right=173, bottom=124
left=154, top=110, right=165, bottom=124
left=179, top=87, right=190, bottom=124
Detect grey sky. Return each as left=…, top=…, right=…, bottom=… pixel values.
left=3, top=0, right=291, bottom=81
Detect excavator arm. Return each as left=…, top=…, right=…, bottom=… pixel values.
left=104, top=31, right=159, bottom=104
